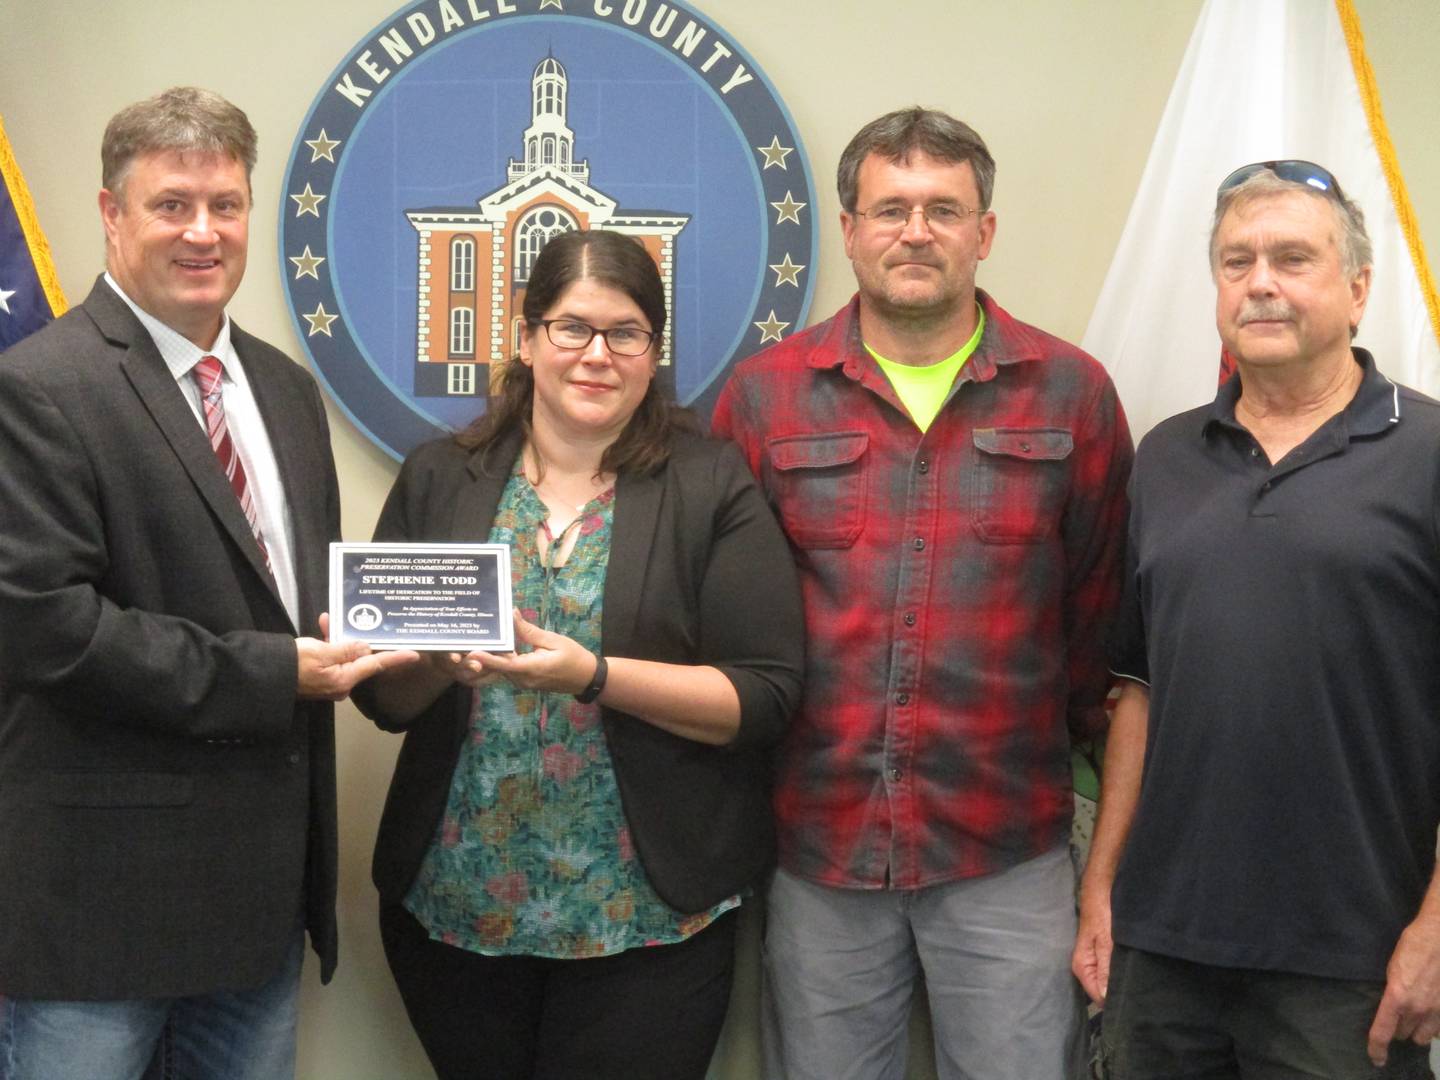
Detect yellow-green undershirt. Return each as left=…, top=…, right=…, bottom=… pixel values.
left=867, top=308, right=986, bottom=433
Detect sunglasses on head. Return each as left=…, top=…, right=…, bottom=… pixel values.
left=1217, top=160, right=1348, bottom=203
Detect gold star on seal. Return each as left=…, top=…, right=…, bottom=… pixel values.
left=754, top=311, right=790, bottom=344
left=303, top=303, right=338, bottom=337
left=770, top=191, right=806, bottom=225
left=290, top=184, right=326, bottom=218
left=755, top=137, right=794, bottom=170
left=769, top=253, right=805, bottom=287
left=304, top=129, right=341, bottom=163
left=289, top=246, right=326, bottom=281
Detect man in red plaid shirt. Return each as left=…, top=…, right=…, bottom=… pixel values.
left=712, top=108, right=1132, bottom=1079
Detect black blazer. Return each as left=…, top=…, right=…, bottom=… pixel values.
left=0, top=278, right=341, bottom=998
left=360, top=428, right=805, bottom=913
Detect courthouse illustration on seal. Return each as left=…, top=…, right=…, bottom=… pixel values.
left=405, top=53, right=689, bottom=398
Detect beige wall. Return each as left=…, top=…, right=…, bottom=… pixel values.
left=2, top=2, right=1437, bottom=1077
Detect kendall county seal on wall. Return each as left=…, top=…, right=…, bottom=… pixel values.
left=280, top=0, right=817, bottom=461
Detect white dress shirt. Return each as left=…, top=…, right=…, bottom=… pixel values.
left=104, top=274, right=301, bottom=629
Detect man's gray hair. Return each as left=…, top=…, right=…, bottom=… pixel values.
left=101, top=87, right=257, bottom=201
left=1210, top=169, right=1373, bottom=278
left=837, top=107, right=996, bottom=213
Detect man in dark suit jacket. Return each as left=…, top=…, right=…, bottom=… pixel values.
left=0, top=87, right=412, bottom=1079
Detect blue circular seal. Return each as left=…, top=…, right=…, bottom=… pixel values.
left=279, top=0, right=817, bottom=461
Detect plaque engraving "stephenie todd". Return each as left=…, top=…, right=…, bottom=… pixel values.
left=329, top=542, right=514, bottom=652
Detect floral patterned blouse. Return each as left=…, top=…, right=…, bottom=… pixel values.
left=404, top=464, right=738, bottom=958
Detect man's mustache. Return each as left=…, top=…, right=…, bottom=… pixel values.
left=1238, top=300, right=1295, bottom=324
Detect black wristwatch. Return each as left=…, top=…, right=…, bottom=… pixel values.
left=574, top=655, right=608, bottom=704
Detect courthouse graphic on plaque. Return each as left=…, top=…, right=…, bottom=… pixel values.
left=406, top=54, right=690, bottom=398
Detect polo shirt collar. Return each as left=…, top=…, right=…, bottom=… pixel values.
left=1203, top=347, right=1400, bottom=446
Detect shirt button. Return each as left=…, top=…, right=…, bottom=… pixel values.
left=287, top=752, right=301, bottom=765
left=1261, top=481, right=1272, bottom=491
left=903, top=612, right=917, bottom=626
left=917, top=459, right=930, bottom=474
left=887, top=767, right=902, bottom=782
left=1019, top=441, right=1031, bottom=453
left=896, top=692, right=909, bottom=705
left=1250, top=447, right=1260, bottom=457
left=912, top=537, right=925, bottom=551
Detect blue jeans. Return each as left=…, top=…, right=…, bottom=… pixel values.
left=762, top=845, right=1084, bottom=1080
left=0, top=934, right=303, bottom=1080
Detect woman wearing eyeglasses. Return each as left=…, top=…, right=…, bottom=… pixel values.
left=354, top=229, right=804, bottom=1080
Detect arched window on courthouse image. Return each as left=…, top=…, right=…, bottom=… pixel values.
left=449, top=307, right=474, bottom=358
left=514, top=206, right=577, bottom=284
left=450, top=236, right=475, bottom=292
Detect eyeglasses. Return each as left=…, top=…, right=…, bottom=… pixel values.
left=535, top=319, right=657, bottom=356
left=852, top=202, right=978, bottom=234
left=1217, top=160, right=1348, bottom=203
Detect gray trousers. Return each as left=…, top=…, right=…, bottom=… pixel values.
left=761, top=845, right=1083, bottom=1080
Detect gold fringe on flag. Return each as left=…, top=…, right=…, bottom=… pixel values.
left=1335, top=0, right=1440, bottom=350
left=0, top=114, right=67, bottom=319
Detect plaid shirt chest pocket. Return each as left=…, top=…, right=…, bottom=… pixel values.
left=971, top=427, right=1073, bottom=543
left=765, top=432, right=869, bottom=549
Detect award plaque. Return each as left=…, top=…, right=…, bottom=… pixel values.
left=329, top=542, right=514, bottom=651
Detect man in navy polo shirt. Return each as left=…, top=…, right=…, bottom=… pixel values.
left=1074, top=160, right=1440, bottom=1078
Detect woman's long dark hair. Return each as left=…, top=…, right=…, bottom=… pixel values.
left=456, top=229, right=697, bottom=476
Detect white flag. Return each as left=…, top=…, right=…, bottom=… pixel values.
left=1084, top=0, right=1440, bottom=438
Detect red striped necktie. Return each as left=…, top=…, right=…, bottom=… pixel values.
left=192, top=355, right=271, bottom=569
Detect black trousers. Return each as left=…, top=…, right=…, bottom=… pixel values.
left=1102, top=944, right=1434, bottom=1080
left=380, top=903, right=737, bottom=1080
